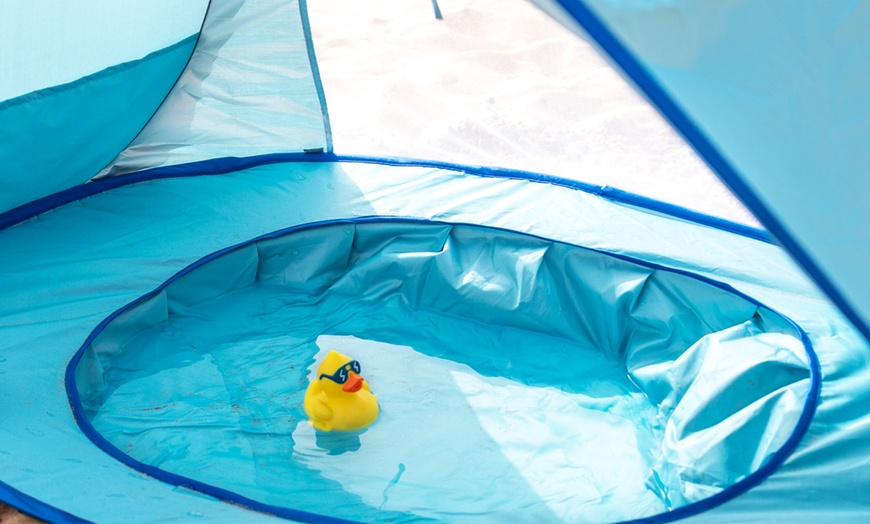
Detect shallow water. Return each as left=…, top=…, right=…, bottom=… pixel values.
left=77, top=221, right=809, bottom=522
left=88, top=283, right=666, bottom=522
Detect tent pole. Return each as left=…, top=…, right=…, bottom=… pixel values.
left=431, top=0, right=443, bottom=19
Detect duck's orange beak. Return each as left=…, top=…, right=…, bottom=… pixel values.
left=342, top=372, right=364, bottom=392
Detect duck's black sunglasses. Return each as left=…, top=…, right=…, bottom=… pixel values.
left=319, top=360, right=361, bottom=384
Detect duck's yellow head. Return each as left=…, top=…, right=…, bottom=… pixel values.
left=317, top=350, right=366, bottom=395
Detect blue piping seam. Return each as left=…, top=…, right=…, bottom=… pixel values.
left=0, top=152, right=770, bottom=244
left=298, top=0, right=333, bottom=153
left=550, top=0, right=870, bottom=346
left=65, top=216, right=820, bottom=524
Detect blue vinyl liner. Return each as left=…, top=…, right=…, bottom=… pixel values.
left=67, top=218, right=819, bottom=523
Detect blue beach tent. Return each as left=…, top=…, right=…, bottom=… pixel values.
left=0, top=0, right=868, bottom=522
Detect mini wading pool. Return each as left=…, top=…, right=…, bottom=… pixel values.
left=70, top=219, right=815, bottom=523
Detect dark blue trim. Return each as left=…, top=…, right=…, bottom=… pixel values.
left=65, top=216, right=820, bottom=524
left=551, top=0, right=870, bottom=346
left=0, top=153, right=770, bottom=245
left=315, top=154, right=770, bottom=243
left=0, top=481, right=91, bottom=524
left=298, top=0, right=333, bottom=153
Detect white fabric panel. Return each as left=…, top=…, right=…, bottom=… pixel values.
left=96, top=0, right=330, bottom=178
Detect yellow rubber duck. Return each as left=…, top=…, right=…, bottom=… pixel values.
left=303, top=350, right=379, bottom=432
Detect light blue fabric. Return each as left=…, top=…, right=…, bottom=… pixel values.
left=541, top=0, right=870, bottom=340
left=0, top=1, right=208, bottom=101
left=0, top=159, right=856, bottom=522
left=0, top=37, right=198, bottom=215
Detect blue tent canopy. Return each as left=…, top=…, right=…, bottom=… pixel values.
left=0, top=1, right=210, bottom=214
left=0, top=1, right=868, bottom=522
left=538, top=0, right=870, bottom=344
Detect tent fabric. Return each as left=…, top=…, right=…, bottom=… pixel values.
left=0, top=1, right=208, bottom=101
left=0, top=37, right=198, bottom=215
left=94, top=0, right=332, bottom=179
left=1, top=0, right=870, bottom=522
left=0, top=157, right=861, bottom=523
left=537, top=0, right=870, bottom=343
left=0, top=1, right=208, bottom=215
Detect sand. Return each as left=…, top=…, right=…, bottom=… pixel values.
left=308, top=0, right=757, bottom=226
left=0, top=504, right=39, bottom=524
